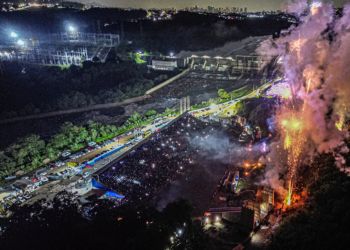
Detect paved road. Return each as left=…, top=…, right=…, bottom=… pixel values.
left=20, top=115, right=176, bottom=205
left=0, top=95, right=150, bottom=125
left=3, top=79, right=275, bottom=209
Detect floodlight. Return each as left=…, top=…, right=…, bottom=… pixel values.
left=67, top=24, right=76, bottom=33
left=10, top=31, right=18, bottom=38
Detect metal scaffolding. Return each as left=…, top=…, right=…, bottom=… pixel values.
left=0, top=32, right=120, bottom=66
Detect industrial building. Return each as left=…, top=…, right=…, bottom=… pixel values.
left=148, top=56, right=189, bottom=71
left=150, top=59, right=178, bottom=71
left=243, top=186, right=275, bottom=227
left=148, top=54, right=264, bottom=74
left=189, top=54, right=266, bottom=75
left=0, top=32, right=120, bottom=66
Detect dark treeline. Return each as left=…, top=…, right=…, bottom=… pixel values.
left=269, top=150, right=350, bottom=250
left=0, top=8, right=294, bottom=53
left=0, top=8, right=294, bottom=118
left=120, top=12, right=293, bottom=53
left=0, top=196, right=213, bottom=250
left=0, top=110, right=169, bottom=179
left=0, top=60, right=171, bottom=118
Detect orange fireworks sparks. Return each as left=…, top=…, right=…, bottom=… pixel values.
left=279, top=111, right=306, bottom=206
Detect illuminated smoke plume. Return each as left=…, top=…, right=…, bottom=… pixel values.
left=258, top=0, right=350, bottom=196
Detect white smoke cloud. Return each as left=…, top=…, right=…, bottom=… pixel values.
left=257, top=0, right=350, bottom=194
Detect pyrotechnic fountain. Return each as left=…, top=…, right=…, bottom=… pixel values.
left=278, top=110, right=305, bottom=206
left=259, top=1, right=350, bottom=207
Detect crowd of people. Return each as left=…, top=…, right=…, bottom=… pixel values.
left=99, top=115, right=212, bottom=204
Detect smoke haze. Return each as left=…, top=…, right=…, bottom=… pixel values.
left=258, top=0, right=350, bottom=194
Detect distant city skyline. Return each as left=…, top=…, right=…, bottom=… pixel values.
left=80, top=0, right=347, bottom=11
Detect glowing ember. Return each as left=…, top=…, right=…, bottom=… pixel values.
left=279, top=111, right=306, bottom=205
left=285, top=180, right=293, bottom=206
left=257, top=1, right=350, bottom=207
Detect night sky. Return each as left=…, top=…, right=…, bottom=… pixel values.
left=81, top=0, right=347, bottom=11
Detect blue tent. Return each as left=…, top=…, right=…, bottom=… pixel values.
left=92, top=178, right=125, bottom=199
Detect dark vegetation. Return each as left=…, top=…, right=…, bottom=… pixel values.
left=0, top=60, right=172, bottom=118
left=0, top=8, right=293, bottom=53
left=0, top=109, right=173, bottom=180
left=118, top=11, right=293, bottom=53
left=0, top=195, right=212, bottom=250
left=269, top=151, right=350, bottom=250
left=0, top=8, right=293, bottom=119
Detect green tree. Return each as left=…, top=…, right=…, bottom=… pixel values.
left=145, top=109, right=157, bottom=117
left=126, top=112, right=143, bottom=126
left=269, top=153, right=350, bottom=250
left=163, top=108, right=176, bottom=116
left=217, top=89, right=230, bottom=100
left=0, top=151, right=16, bottom=177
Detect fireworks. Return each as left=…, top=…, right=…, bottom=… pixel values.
left=258, top=1, right=350, bottom=207
left=278, top=108, right=306, bottom=206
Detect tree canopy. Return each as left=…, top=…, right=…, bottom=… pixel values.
left=269, top=153, right=350, bottom=250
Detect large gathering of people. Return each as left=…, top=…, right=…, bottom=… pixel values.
left=99, top=115, right=212, bottom=203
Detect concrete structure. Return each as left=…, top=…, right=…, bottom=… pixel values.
left=47, top=32, right=119, bottom=47
left=179, top=96, right=190, bottom=114
left=0, top=32, right=120, bottom=66
left=189, top=54, right=265, bottom=75
left=12, top=179, right=34, bottom=193
left=145, top=68, right=190, bottom=95
left=148, top=56, right=189, bottom=71
left=205, top=206, right=242, bottom=223
left=0, top=188, right=17, bottom=203
left=243, top=186, right=275, bottom=226
left=150, top=59, right=178, bottom=71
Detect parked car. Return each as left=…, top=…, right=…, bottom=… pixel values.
left=82, top=172, right=90, bottom=179
left=39, top=176, right=49, bottom=183
left=55, top=161, right=65, bottom=167
left=23, top=194, right=32, bottom=200
left=61, top=151, right=71, bottom=157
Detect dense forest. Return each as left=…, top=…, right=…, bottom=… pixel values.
left=0, top=60, right=171, bottom=118
left=269, top=151, right=350, bottom=249
left=0, top=196, right=212, bottom=250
